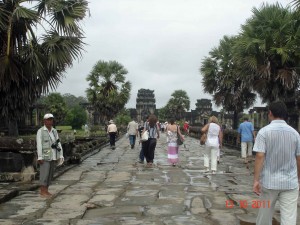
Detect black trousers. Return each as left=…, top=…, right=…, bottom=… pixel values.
left=143, top=138, right=157, bottom=163
left=109, top=132, right=116, bottom=146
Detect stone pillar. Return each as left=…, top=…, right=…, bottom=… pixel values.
left=35, top=108, right=39, bottom=126
left=259, top=112, right=264, bottom=128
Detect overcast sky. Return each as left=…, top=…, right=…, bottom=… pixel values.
left=56, top=0, right=288, bottom=111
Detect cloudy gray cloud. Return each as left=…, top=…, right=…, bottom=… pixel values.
left=56, top=0, right=288, bottom=110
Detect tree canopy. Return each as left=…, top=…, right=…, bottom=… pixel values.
left=234, top=3, right=300, bottom=103
left=200, top=3, right=299, bottom=124
left=86, top=60, right=131, bottom=123
left=0, top=0, right=89, bottom=136
left=164, top=90, right=190, bottom=120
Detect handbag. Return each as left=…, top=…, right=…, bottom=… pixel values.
left=200, top=123, right=210, bottom=145
left=200, top=133, right=207, bottom=145
left=141, top=130, right=149, bottom=142
left=177, top=126, right=183, bottom=145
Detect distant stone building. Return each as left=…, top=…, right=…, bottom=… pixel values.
left=195, top=99, right=212, bottom=125
left=136, top=89, right=156, bottom=122
left=0, top=103, right=46, bottom=135
left=184, top=110, right=197, bottom=125
left=248, top=107, right=268, bottom=130
left=128, top=108, right=138, bottom=120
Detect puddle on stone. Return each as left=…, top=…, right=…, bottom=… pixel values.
left=130, top=176, right=136, bottom=182
left=162, top=174, right=171, bottom=183
left=190, top=177, right=210, bottom=187
left=228, top=180, right=238, bottom=185
left=209, top=181, right=218, bottom=190
left=0, top=202, right=29, bottom=219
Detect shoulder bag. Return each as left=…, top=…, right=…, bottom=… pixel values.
left=200, top=133, right=207, bottom=145
left=141, top=130, right=149, bottom=142
left=177, top=126, right=183, bottom=145
left=141, top=123, right=149, bottom=142
left=200, top=123, right=209, bottom=145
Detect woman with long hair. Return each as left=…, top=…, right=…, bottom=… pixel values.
left=166, top=118, right=185, bottom=166
left=142, top=114, right=160, bottom=167
left=201, top=116, right=223, bottom=174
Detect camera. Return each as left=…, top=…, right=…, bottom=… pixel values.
left=51, top=139, right=61, bottom=152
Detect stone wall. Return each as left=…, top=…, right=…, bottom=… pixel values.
left=0, top=135, right=108, bottom=182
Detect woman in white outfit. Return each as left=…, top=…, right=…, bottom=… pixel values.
left=201, top=116, right=223, bottom=174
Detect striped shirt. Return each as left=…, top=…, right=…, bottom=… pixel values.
left=144, top=122, right=159, bottom=138
left=253, top=120, right=300, bottom=190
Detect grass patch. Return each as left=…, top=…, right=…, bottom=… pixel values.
left=56, top=125, right=107, bottom=136
left=56, top=126, right=72, bottom=130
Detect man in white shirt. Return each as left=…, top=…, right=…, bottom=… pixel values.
left=253, top=101, right=300, bottom=225
left=36, top=113, right=64, bottom=198
left=127, top=118, right=138, bottom=149
left=107, top=120, right=118, bottom=149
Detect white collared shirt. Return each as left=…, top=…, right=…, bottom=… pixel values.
left=107, top=123, right=117, bottom=133
left=127, top=121, right=138, bottom=135
left=36, top=126, right=63, bottom=160
left=253, top=120, right=300, bottom=189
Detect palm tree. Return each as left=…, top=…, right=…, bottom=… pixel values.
left=234, top=3, right=300, bottom=104
left=165, top=90, right=190, bottom=120
left=42, top=93, right=68, bottom=125
left=86, top=60, right=132, bottom=123
left=0, top=0, right=89, bottom=136
left=200, top=36, right=256, bottom=129
left=291, top=0, right=300, bottom=9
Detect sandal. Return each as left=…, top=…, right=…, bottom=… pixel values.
left=146, top=163, right=153, bottom=168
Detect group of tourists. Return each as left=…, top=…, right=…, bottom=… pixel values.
left=126, top=101, right=300, bottom=225
left=201, top=101, right=300, bottom=225
left=36, top=100, right=300, bottom=225
left=128, top=115, right=185, bottom=167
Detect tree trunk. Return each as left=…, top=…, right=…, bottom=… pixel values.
left=233, top=111, right=239, bottom=130
left=8, top=119, right=19, bottom=137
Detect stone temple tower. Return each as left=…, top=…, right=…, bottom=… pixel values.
left=195, top=99, right=212, bottom=125
left=136, top=89, right=156, bottom=122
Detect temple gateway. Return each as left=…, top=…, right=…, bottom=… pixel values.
left=135, top=89, right=156, bottom=122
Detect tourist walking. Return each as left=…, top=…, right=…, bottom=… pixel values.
left=142, top=114, right=160, bottom=167
left=107, top=120, right=118, bottom=149
left=201, top=116, right=222, bottom=174
left=127, top=118, right=138, bottom=149
left=160, top=122, right=165, bottom=133
left=166, top=118, right=185, bottom=166
left=36, top=113, right=64, bottom=198
left=84, top=124, right=89, bottom=136
left=237, top=117, right=256, bottom=163
left=138, top=117, right=149, bottom=164
left=183, top=121, right=190, bottom=136
left=253, top=101, right=300, bottom=225
left=138, top=122, right=144, bottom=138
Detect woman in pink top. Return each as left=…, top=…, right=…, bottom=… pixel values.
left=201, top=116, right=223, bottom=174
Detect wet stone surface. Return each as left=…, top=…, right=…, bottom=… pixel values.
left=0, top=134, right=300, bottom=224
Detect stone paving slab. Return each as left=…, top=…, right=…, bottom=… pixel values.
left=0, top=134, right=300, bottom=224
